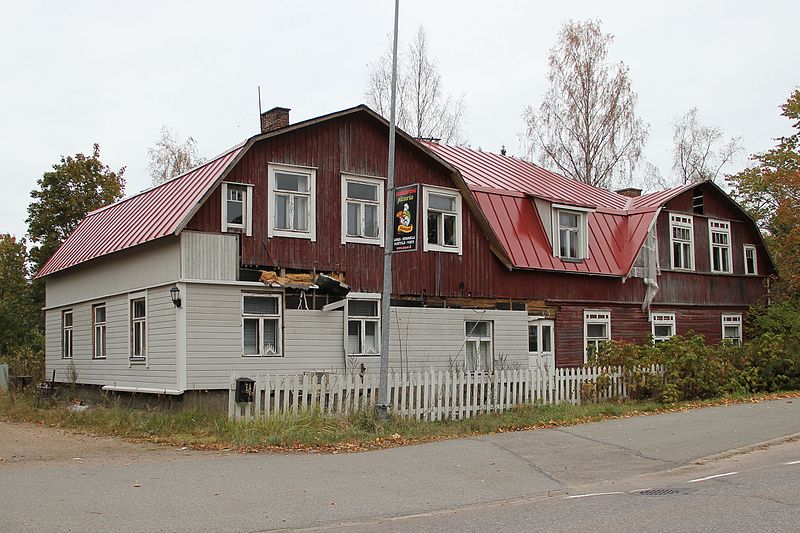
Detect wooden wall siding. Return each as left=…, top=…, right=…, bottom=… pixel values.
left=183, top=281, right=528, bottom=389
left=45, top=287, right=178, bottom=388
left=554, top=303, right=751, bottom=367
left=666, top=186, right=743, bottom=222
left=45, top=237, right=181, bottom=309
left=185, top=112, right=768, bottom=306
left=180, top=231, right=238, bottom=281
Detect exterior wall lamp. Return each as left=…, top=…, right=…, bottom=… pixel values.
left=169, top=286, right=182, bottom=308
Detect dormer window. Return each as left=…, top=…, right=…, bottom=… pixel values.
left=552, top=205, right=589, bottom=260
left=423, top=186, right=462, bottom=254
left=221, top=182, right=253, bottom=235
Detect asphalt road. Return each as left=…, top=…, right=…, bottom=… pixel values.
left=1, top=398, right=798, bottom=532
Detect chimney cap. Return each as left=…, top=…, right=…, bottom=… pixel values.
left=262, top=106, right=291, bottom=115
left=615, top=187, right=643, bottom=198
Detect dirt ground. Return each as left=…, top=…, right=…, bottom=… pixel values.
left=0, top=421, right=207, bottom=468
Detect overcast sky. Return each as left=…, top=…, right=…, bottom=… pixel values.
left=2, top=0, right=798, bottom=240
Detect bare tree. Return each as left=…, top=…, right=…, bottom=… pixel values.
left=523, top=20, right=648, bottom=189
left=147, top=126, right=205, bottom=184
left=672, top=108, right=742, bottom=184
left=366, top=26, right=465, bottom=144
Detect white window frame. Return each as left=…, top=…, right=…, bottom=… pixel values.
left=669, top=214, right=695, bottom=271
left=743, top=244, right=758, bottom=276
left=551, top=205, right=590, bottom=260
left=422, top=185, right=462, bottom=255
left=708, top=219, right=733, bottom=274
left=128, top=292, right=147, bottom=364
left=220, top=182, right=253, bottom=236
left=721, top=313, right=743, bottom=346
left=241, top=293, right=283, bottom=357
left=341, top=173, right=385, bottom=246
left=650, top=312, right=676, bottom=343
left=61, top=309, right=74, bottom=359
left=92, top=303, right=107, bottom=359
left=528, top=317, right=555, bottom=370
left=267, top=163, right=317, bottom=241
left=465, top=320, right=493, bottom=373
left=584, top=310, right=611, bottom=362
left=345, top=294, right=381, bottom=356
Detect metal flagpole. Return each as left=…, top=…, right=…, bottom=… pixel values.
left=377, top=0, right=400, bottom=420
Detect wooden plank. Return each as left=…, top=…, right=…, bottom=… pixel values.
left=227, top=370, right=236, bottom=421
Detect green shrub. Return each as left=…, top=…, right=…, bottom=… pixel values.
left=0, top=344, right=44, bottom=380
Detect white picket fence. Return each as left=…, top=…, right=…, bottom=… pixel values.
left=228, top=365, right=663, bottom=421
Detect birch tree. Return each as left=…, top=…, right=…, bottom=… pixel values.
left=366, top=26, right=465, bottom=144
left=673, top=108, right=742, bottom=184
left=524, top=20, right=648, bottom=189
left=147, top=126, right=204, bottom=185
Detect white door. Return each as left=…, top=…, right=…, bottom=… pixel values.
left=528, top=319, right=555, bottom=370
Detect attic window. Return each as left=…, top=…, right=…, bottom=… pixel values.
left=221, top=182, right=253, bottom=236
left=552, top=206, right=589, bottom=260
left=692, top=187, right=704, bottom=215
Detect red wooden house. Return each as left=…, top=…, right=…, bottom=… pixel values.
left=38, top=105, right=773, bottom=394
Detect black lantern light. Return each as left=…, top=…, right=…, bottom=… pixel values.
left=169, top=286, right=182, bottom=308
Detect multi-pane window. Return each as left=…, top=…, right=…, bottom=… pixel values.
left=744, top=244, right=758, bottom=276
left=670, top=214, right=694, bottom=270
left=584, top=310, right=611, bottom=360
left=342, top=176, right=382, bottom=244
left=709, top=220, right=732, bottom=273
left=424, top=187, right=461, bottom=253
left=221, top=182, right=252, bottom=235
left=346, top=299, right=380, bottom=356
left=242, top=294, right=282, bottom=357
left=62, top=309, right=74, bottom=359
left=528, top=319, right=555, bottom=370
left=721, top=314, right=742, bottom=346
left=92, top=304, right=107, bottom=359
left=557, top=210, right=581, bottom=259
left=268, top=164, right=316, bottom=240
left=130, top=298, right=146, bottom=361
left=465, top=321, right=493, bottom=373
left=650, top=312, right=676, bottom=343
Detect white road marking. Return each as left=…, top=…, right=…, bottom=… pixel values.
left=687, top=471, right=739, bottom=483
left=629, top=488, right=651, bottom=493
left=565, top=491, right=624, bottom=499
left=784, top=460, right=800, bottom=465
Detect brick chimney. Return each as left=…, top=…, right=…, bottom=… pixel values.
left=260, top=107, right=290, bottom=133
left=615, top=187, right=642, bottom=198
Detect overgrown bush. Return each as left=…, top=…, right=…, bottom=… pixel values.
left=0, top=344, right=44, bottom=380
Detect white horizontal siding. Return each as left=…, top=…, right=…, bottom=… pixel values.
left=45, top=287, right=177, bottom=389
left=184, top=282, right=529, bottom=390
left=45, top=238, right=180, bottom=309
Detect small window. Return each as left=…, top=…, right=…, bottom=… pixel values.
left=62, top=309, right=74, bottom=359
left=670, top=214, right=694, bottom=271
left=92, top=304, right=107, bottom=359
left=650, top=312, right=676, bottom=343
left=584, top=310, right=611, bottom=361
left=130, top=297, right=147, bottom=361
left=424, top=186, right=462, bottom=254
left=721, top=314, right=742, bottom=346
left=692, top=187, right=704, bottom=215
left=342, top=175, right=384, bottom=245
left=221, top=183, right=253, bottom=235
left=268, top=164, right=316, bottom=240
left=347, top=299, right=380, bottom=356
left=242, top=294, right=282, bottom=357
left=552, top=207, right=589, bottom=260
left=465, top=321, right=493, bottom=373
left=744, top=244, right=758, bottom=276
left=709, top=220, right=732, bottom=273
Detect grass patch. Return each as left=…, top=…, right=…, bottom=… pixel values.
left=1, top=389, right=798, bottom=453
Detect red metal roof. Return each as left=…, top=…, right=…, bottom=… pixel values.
left=630, top=182, right=695, bottom=210
left=36, top=144, right=244, bottom=278
left=424, top=142, right=663, bottom=276
left=422, top=142, right=630, bottom=210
